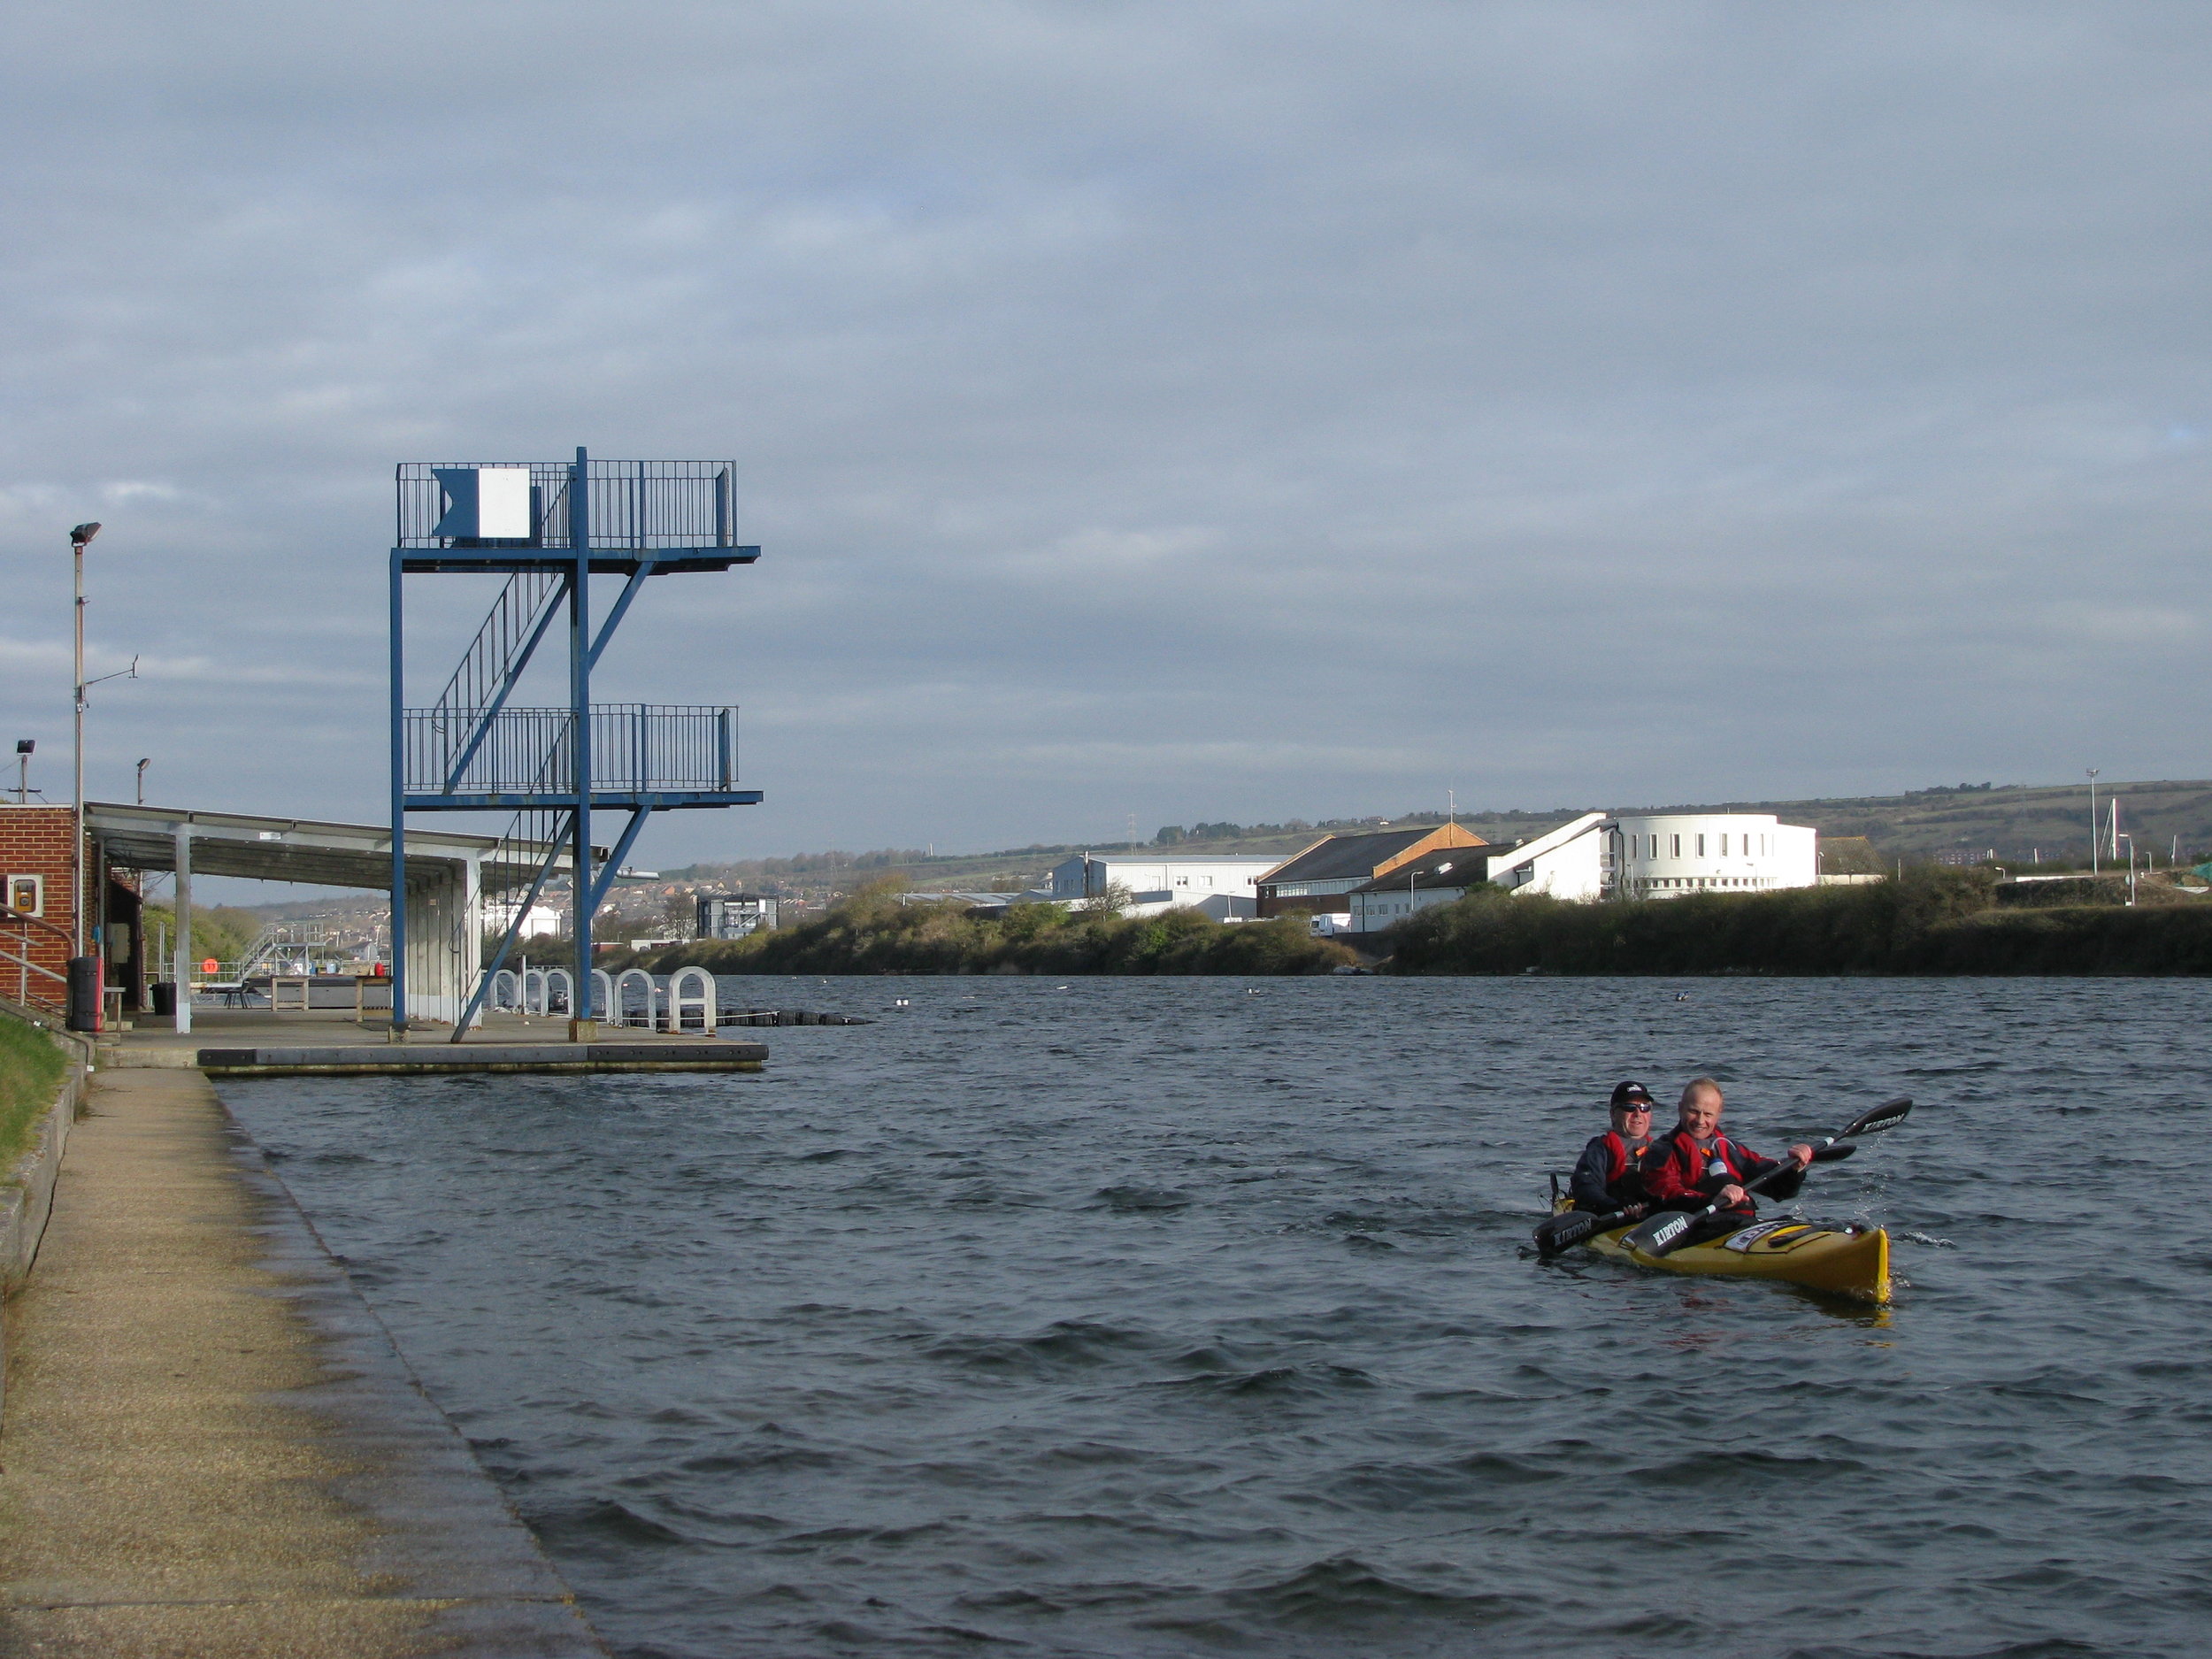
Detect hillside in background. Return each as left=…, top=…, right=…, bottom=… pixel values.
left=221, top=778, right=2212, bottom=927
left=664, top=777, right=2211, bottom=900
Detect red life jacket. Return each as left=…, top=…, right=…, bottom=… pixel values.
left=1602, top=1131, right=1655, bottom=1187
left=1667, top=1130, right=1751, bottom=1194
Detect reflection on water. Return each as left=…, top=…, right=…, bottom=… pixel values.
left=226, top=976, right=2212, bottom=1658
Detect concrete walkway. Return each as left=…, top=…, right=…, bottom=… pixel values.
left=0, top=1069, right=603, bottom=1657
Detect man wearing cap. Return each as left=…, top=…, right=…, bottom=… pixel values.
left=1567, top=1082, right=1662, bottom=1217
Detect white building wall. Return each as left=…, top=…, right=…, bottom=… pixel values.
left=485, top=901, right=563, bottom=939
left=1609, top=813, right=1817, bottom=899
left=1348, top=885, right=1466, bottom=932
left=1489, top=812, right=1608, bottom=902
left=1047, top=855, right=1283, bottom=917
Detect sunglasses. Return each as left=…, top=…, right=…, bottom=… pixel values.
left=1615, top=1102, right=1653, bottom=1112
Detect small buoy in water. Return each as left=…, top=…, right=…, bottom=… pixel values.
left=1055, top=984, right=1071, bottom=991
left=893, top=997, right=910, bottom=1008
left=1676, top=994, right=1692, bottom=1002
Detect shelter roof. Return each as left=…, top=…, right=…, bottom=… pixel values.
left=86, top=803, right=578, bottom=891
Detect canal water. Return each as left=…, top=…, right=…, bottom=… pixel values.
left=220, top=977, right=2212, bottom=1658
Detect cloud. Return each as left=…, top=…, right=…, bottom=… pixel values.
left=3, top=2, right=2210, bottom=856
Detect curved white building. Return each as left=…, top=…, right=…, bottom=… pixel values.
left=1607, top=813, right=1816, bottom=899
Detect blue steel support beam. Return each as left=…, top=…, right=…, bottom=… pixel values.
left=586, top=557, right=657, bottom=672
left=388, top=547, right=408, bottom=1035
left=442, top=582, right=566, bottom=794
left=447, top=808, right=576, bottom=1043
left=569, top=448, right=593, bottom=1033
left=584, top=807, right=654, bottom=918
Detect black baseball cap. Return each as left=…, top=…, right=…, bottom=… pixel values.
left=1609, top=1081, right=1655, bottom=1110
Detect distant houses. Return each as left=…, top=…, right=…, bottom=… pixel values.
left=1033, top=810, right=1822, bottom=932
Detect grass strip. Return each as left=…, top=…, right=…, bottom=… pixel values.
left=0, top=1010, right=69, bottom=1169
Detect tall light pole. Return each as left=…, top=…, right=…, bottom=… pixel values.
left=135, top=757, right=150, bottom=806
left=2087, top=768, right=2099, bottom=878
left=13, top=739, right=30, bottom=803
left=70, top=522, right=101, bottom=956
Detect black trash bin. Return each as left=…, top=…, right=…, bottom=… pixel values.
left=67, top=956, right=103, bottom=1033
left=151, top=980, right=178, bottom=1018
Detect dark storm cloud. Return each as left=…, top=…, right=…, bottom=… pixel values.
left=3, top=2, right=2208, bottom=859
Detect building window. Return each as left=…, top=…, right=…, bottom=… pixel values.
left=1696, top=834, right=1706, bottom=856
left=1671, top=834, right=1680, bottom=857
left=1719, top=833, right=1729, bottom=856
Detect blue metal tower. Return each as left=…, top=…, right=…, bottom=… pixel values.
left=388, top=449, right=761, bottom=1040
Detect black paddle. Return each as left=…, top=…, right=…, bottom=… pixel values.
left=1618, top=1095, right=1912, bottom=1259
left=1532, top=1141, right=1859, bottom=1258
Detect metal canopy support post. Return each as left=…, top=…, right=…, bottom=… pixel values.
left=388, top=549, right=408, bottom=1037
left=173, top=822, right=192, bottom=1037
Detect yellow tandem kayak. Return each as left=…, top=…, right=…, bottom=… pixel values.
left=1560, top=1207, right=1891, bottom=1303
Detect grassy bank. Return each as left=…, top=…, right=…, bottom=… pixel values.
left=1386, top=870, right=2212, bottom=975
left=0, top=1010, right=68, bottom=1165
left=619, top=887, right=1356, bottom=977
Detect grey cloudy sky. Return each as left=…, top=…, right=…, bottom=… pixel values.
left=4, top=1, right=2208, bottom=868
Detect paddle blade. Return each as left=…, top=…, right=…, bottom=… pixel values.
left=1619, top=1208, right=1698, bottom=1256
left=1841, top=1096, right=1912, bottom=1140
left=1533, top=1210, right=1609, bottom=1257
left=1810, top=1141, right=1857, bottom=1164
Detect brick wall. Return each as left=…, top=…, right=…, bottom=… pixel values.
left=0, top=806, right=81, bottom=1005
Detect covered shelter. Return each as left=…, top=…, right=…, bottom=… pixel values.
left=84, top=803, right=576, bottom=1033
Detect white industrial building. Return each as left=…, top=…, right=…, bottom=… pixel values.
left=1607, top=814, right=1817, bottom=898
left=1047, top=853, right=1281, bottom=919
left=484, top=900, right=564, bottom=940
left=1341, top=812, right=1614, bottom=928
left=1337, top=810, right=1820, bottom=927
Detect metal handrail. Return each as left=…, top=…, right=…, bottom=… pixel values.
left=395, top=460, right=737, bottom=549
left=403, top=703, right=740, bottom=795
left=1, top=906, right=71, bottom=1016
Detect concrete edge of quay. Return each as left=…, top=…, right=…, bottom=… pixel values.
left=206, top=1086, right=611, bottom=1655
left=0, top=1020, right=612, bottom=1656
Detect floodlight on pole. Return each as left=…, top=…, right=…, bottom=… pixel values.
left=135, top=757, right=150, bottom=806
left=13, top=739, right=30, bottom=804
left=70, top=523, right=100, bottom=959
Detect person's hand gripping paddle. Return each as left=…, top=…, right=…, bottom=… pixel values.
left=1531, top=1137, right=1862, bottom=1259
left=1615, top=1095, right=1912, bottom=1260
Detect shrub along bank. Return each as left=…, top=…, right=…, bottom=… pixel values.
left=1386, top=869, right=2212, bottom=975
left=0, top=1009, right=67, bottom=1164
left=619, top=887, right=1356, bottom=977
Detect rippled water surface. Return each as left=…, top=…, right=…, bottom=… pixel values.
left=220, top=977, right=2212, bottom=1658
